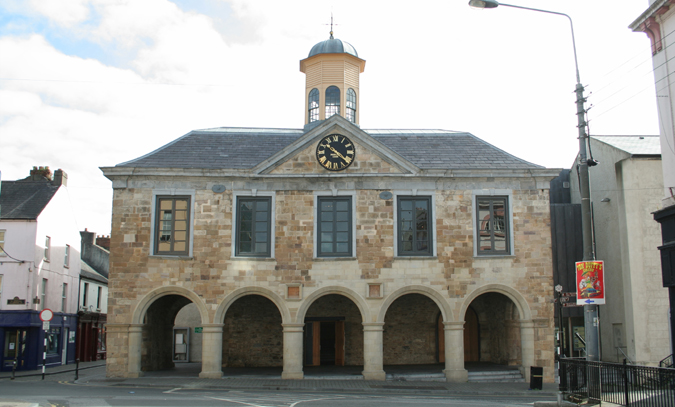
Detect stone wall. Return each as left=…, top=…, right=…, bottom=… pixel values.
left=222, top=295, right=283, bottom=367
left=105, top=176, right=555, bottom=381
left=383, top=294, right=440, bottom=365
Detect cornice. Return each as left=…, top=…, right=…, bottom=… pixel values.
left=630, top=0, right=675, bottom=55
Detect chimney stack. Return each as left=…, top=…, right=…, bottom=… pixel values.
left=29, top=166, right=52, bottom=181
left=53, top=169, right=67, bottom=186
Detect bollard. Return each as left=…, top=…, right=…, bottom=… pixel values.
left=75, top=359, right=79, bottom=381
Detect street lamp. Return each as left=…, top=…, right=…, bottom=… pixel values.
left=468, top=0, right=598, bottom=362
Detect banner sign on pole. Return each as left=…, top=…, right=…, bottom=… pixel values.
left=576, top=261, right=605, bottom=305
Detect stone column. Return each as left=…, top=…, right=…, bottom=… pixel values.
left=127, top=324, right=144, bottom=378
left=362, top=322, right=386, bottom=380
left=520, top=319, right=535, bottom=382
left=281, top=323, right=304, bottom=379
left=199, top=324, right=223, bottom=379
left=443, top=321, right=468, bottom=382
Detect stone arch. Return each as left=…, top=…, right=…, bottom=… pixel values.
left=377, top=285, right=451, bottom=323
left=131, top=285, right=209, bottom=325
left=458, top=283, right=532, bottom=322
left=296, top=285, right=369, bottom=323
left=214, top=286, right=291, bottom=324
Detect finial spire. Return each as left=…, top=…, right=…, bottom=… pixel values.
left=327, top=13, right=336, bottom=39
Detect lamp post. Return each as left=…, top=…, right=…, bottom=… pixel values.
left=468, top=0, right=599, bottom=362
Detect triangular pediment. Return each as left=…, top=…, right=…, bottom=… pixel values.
left=255, top=115, right=420, bottom=176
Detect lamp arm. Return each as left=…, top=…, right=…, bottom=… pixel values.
left=498, top=3, right=581, bottom=84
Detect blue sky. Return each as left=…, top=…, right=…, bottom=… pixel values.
left=0, top=0, right=661, bottom=235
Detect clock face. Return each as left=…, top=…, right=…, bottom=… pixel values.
left=316, top=134, right=356, bottom=171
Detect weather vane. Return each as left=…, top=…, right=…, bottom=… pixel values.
left=325, top=13, right=338, bottom=39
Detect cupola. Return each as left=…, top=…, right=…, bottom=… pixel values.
left=300, top=31, right=366, bottom=130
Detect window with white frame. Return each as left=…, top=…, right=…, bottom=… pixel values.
left=83, top=282, right=89, bottom=308
left=44, top=236, right=50, bottom=261
left=475, top=195, right=511, bottom=256
left=0, top=230, right=6, bottom=256
left=41, top=278, right=47, bottom=310
left=325, top=86, right=340, bottom=118
left=61, top=283, right=68, bottom=312
left=96, top=286, right=102, bottom=310
left=308, top=88, right=319, bottom=123
left=64, top=245, right=70, bottom=268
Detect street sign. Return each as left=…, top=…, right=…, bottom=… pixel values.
left=42, top=321, right=50, bottom=330
left=576, top=261, right=605, bottom=305
left=39, top=309, right=53, bottom=322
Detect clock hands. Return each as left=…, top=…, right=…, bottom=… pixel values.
left=328, top=145, right=349, bottom=163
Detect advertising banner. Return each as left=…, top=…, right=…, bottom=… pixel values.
left=576, top=260, right=605, bottom=305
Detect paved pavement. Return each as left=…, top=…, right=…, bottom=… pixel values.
left=0, top=361, right=567, bottom=406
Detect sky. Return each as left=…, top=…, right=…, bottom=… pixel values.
left=0, top=0, right=661, bottom=236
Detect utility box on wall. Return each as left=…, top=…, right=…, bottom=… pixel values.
left=173, top=328, right=189, bottom=363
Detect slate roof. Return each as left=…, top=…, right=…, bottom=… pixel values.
left=116, top=127, right=542, bottom=170
left=81, top=261, right=109, bottom=285
left=592, top=135, right=661, bottom=156
left=0, top=180, right=60, bottom=220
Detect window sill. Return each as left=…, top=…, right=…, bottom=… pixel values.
left=150, top=255, right=194, bottom=260
left=313, top=257, right=356, bottom=261
left=474, top=254, right=516, bottom=259
left=394, top=256, right=437, bottom=261
left=231, top=256, right=276, bottom=261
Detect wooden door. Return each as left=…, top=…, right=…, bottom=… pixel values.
left=464, top=307, right=479, bottom=362
left=335, top=321, right=345, bottom=366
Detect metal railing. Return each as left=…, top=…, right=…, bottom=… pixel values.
left=4, top=360, right=105, bottom=381
left=560, top=358, right=675, bottom=406
left=661, top=354, right=674, bottom=369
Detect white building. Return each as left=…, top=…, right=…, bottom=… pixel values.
left=631, top=1, right=675, bottom=361
left=0, top=167, right=81, bottom=372
left=570, top=136, right=668, bottom=365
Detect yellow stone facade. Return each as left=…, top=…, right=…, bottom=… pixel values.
left=103, top=118, right=558, bottom=382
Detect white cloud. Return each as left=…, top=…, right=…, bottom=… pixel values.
left=29, top=0, right=91, bottom=27
left=0, top=0, right=662, bottom=235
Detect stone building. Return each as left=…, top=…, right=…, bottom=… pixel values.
left=101, top=34, right=559, bottom=382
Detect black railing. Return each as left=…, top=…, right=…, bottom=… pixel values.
left=661, top=354, right=674, bottom=369
left=560, top=358, right=675, bottom=407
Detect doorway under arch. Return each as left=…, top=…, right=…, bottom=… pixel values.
left=140, top=294, right=196, bottom=373
left=464, top=292, right=521, bottom=366
left=304, top=294, right=363, bottom=367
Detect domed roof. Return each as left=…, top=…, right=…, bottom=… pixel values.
left=308, top=32, right=358, bottom=58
